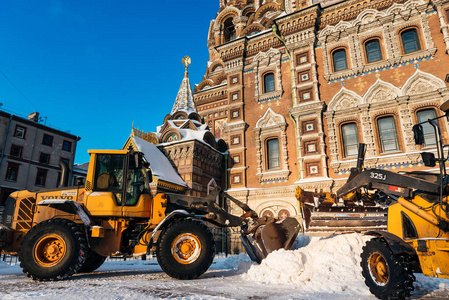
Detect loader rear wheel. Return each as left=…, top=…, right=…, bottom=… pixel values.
left=78, top=250, right=106, bottom=273
left=361, top=237, right=415, bottom=299
left=19, top=218, right=88, bottom=281
left=156, top=219, right=215, bottom=280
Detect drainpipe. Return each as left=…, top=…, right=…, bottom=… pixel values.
left=272, top=24, right=301, bottom=181
left=0, top=114, right=13, bottom=170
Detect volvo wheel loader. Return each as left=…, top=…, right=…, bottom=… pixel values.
left=0, top=149, right=300, bottom=281
left=335, top=102, right=449, bottom=299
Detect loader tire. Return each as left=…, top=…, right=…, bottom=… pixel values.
left=361, top=237, right=415, bottom=299
left=18, top=218, right=88, bottom=281
left=156, top=219, right=215, bottom=280
left=77, top=250, right=106, bottom=273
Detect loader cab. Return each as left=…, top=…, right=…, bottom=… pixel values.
left=85, top=150, right=152, bottom=218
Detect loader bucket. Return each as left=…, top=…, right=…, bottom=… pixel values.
left=241, top=217, right=301, bottom=263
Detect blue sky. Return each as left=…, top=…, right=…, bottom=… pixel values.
left=0, top=0, right=219, bottom=163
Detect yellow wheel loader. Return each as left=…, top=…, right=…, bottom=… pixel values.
left=0, top=149, right=299, bottom=281
left=336, top=102, right=449, bottom=299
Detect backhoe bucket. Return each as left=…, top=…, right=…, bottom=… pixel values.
left=241, top=217, right=301, bottom=263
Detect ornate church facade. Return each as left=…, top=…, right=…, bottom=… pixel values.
left=192, top=0, right=449, bottom=219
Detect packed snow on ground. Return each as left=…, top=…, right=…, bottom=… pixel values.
left=0, top=233, right=448, bottom=299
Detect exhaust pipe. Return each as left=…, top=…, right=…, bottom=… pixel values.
left=59, top=160, right=70, bottom=187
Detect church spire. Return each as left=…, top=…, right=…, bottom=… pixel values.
left=171, top=56, right=197, bottom=115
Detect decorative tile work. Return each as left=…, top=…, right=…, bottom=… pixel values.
left=327, top=56, right=432, bottom=84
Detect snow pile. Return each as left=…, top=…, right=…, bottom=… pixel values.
left=244, top=233, right=373, bottom=296
left=414, top=273, right=449, bottom=297
left=213, top=253, right=253, bottom=272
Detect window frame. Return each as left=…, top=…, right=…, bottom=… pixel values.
left=39, top=152, right=50, bottom=164
left=266, top=138, right=281, bottom=170
left=332, top=48, right=348, bottom=72
left=263, top=72, right=276, bottom=93
left=341, top=122, right=360, bottom=158
left=364, top=39, right=383, bottom=64
left=400, top=28, right=421, bottom=55
left=377, top=116, right=400, bottom=154
left=62, top=140, right=72, bottom=152
left=14, top=125, right=26, bottom=139
left=42, top=134, right=54, bottom=147
left=416, top=108, right=437, bottom=148
left=10, top=144, right=23, bottom=158
left=35, top=168, right=48, bottom=187
left=5, top=162, right=19, bottom=181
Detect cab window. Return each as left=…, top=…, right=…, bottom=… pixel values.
left=94, top=154, right=125, bottom=204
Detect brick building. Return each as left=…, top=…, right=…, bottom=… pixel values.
left=0, top=111, right=81, bottom=205
left=192, top=0, right=449, bottom=219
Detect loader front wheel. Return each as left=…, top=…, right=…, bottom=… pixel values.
left=361, top=237, right=415, bottom=299
left=19, top=218, right=88, bottom=281
left=156, top=219, right=215, bottom=280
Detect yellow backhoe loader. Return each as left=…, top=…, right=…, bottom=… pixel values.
left=334, top=101, right=449, bottom=299
left=0, top=149, right=299, bottom=281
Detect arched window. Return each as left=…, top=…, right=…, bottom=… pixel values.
left=417, top=108, right=437, bottom=147
left=332, top=49, right=348, bottom=72
left=341, top=123, right=359, bottom=158
left=267, top=138, right=280, bottom=170
left=264, top=73, right=275, bottom=93
left=377, top=116, right=399, bottom=153
left=401, top=29, right=421, bottom=54
left=224, top=18, right=236, bottom=42
left=365, top=39, right=382, bottom=63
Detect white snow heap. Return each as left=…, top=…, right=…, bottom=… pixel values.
left=131, top=135, right=187, bottom=187
left=171, top=70, right=197, bottom=115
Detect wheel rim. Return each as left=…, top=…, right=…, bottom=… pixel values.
left=171, top=233, right=201, bottom=264
left=368, top=252, right=389, bottom=286
left=34, top=234, right=67, bottom=267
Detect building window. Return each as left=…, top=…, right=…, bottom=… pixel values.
left=267, top=138, right=280, bottom=170
left=14, top=126, right=26, bottom=139
left=401, top=29, right=421, bottom=54
left=378, top=116, right=400, bottom=153
left=5, top=163, right=19, bottom=181
left=224, top=17, right=236, bottom=42
left=39, top=153, right=50, bottom=164
left=296, top=52, right=309, bottom=65
left=10, top=144, right=23, bottom=158
left=417, top=108, right=437, bottom=147
left=264, top=73, right=275, bottom=93
left=62, top=140, right=72, bottom=152
left=332, top=49, right=348, bottom=72
left=35, top=168, right=48, bottom=187
left=365, top=39, right=382, bottom=63
left=341, top=123, right=359, bottom=158
left=42, top=134, right=53, bottom=146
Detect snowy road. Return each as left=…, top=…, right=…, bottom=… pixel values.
left=1, top=233, right=448, bottom=300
